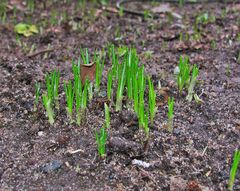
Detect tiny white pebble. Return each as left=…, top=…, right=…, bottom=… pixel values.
left=38, top=131, right=44, bottom=136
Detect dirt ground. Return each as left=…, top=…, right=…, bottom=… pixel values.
left=0, top=0, right=240, bottom=190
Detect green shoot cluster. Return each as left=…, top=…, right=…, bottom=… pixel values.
left=42, top=94, right=54, bottom=125
left=26, top=0, right=35, bottom=12
left=176, top=56, right=199, bottom=101
left=72, top=59, right=89, bottom=125
left=95, top=126, right=107, bottom=159
left=42, top=70, right=60, bottom=125
left=64, top=81, right=75, bottom=122
left=148, top=77, right=157, bottom=126
left=228, top=150, right=240, bottom=191
left=81, top=48, right=90, bottom=65
left=186, top=64, right=199, bottom=102
left=107, top=45, right=157, bottom=141
left=177, top=56, right=190, bottom=95
left=36, top=45, right=163, bottom=157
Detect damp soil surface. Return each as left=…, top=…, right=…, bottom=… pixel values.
left=0, top=1, right=240, bottom=190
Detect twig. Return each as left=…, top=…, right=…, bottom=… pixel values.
left=27, top=48, right=57, bottom=58
left=67, top=149, right=84, bottom=154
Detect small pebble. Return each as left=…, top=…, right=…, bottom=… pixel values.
left=38, top=131, right=44, bottom=136
left=132, top=159, right=151, bottom=168
left=41, top=160, right=62, bottom=173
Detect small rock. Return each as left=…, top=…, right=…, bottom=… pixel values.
left=170, top=176, right=187, bottom=191
left=37, top=131, right=44, bottom=136
left=132, top=159, right=150, bottom=168
left=40, top=160, right=62, bottom=173
left=109, top=136, right=141, bottom=154
left=173, top=128, right=181, bottom=135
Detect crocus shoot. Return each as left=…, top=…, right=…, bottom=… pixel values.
left=45, top=69, right=60, bottom=110
left=33, top=81, right=41, bottom=112
left=64, top=80, right=75, bottom=123
left=81, top=48, right=90, bottom=65
left=228, top=150, right=240, bottom=191
left=186, top=64, right=199, bottom=102
left=177, top=56, right=190, bottom=95
left=148, top=77, right=156, bottom=126
left=143, top=110, right=149, bottom=140
left=104, top=103, right=110, bottom=129
left=167, top=97, right=174, bottom=132
left=42, top=94, right=54, bottom=125
left=95, top=126, right=108, bottom=159
left=116, top=62, right=126, bottom=111
left=107, top=69, right=113, bottom=101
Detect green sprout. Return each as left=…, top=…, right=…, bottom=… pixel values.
left=143, top=9, right=153, bottom=20
left=148, top=77, right=156, bottom=126
left=82, top=78, right=89, bottom=109
left=194, top=94, right=204, bottom=104
left=228, top=150, right=240, bottom=191
left=104, top=103, right=110, bottom=129
left=42, top=69, right=60, bottom=124
left=100, top=0, right=108, bottom=5
left=143, top=110, right=149, bottom=140
left=126, top=50, right=133, bottom=101
left=0, top=0, right=7, bottom=23
left=42, top=94, right=54, bottom=125
left=110, top=45, right=119, bottom=79
left=50, top=10, right=58, bottom=26
left=95, top=126, right=108, bottom=159
left=186, top=64, right=199, bottom=102
left=177, top=56, right=190, bottom=95
left=125, top=49, right=139, bottom=106
left=72, top=57, right=82, bottom=93
left=138, top=98, right=145, bottom=128
left=75, top=77, right=88, bottom=125
left=26, top=0, right=35, bottom=12
left=167, top=97, right=174, bottom=133
left=107, top=69, right=113, bottom=101
left=196, top=13, right=209, bottom=25
left=72, top=58, right=85, bottom=125
left=45, top=69, right=60, bottom=110
left=144, top=50, right=153, bottom=60
left=133, top=74, right=139, bottom=115
left=117, top=46, right=128, bottom=57
left=138, top=65, right=146, bottom=106
left=75, top=90, right=82, bottom=126
left=179, top=0, right=184, bottom=7
left=64, top=81, right=75, bottom=122
left=115, top=62, right=126, bottom=111
left=33, top=81, right=41, bottom=112
left=119, top=5, right=124, bottom=17
left=81, top=48, right=90, bottom=65
left=88, top=82, right=93, bottom=101
left=137, top=65, right=146, bottom=128
left=95, top=55, right=104, bottom=93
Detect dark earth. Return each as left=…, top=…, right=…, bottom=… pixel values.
left=0, top=0, right=240, bottom=190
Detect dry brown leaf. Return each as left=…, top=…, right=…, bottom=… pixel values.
left=80, top=63, right=96, bottom=85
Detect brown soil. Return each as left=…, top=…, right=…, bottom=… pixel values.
left=0, top=1, right=239, bottom=190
